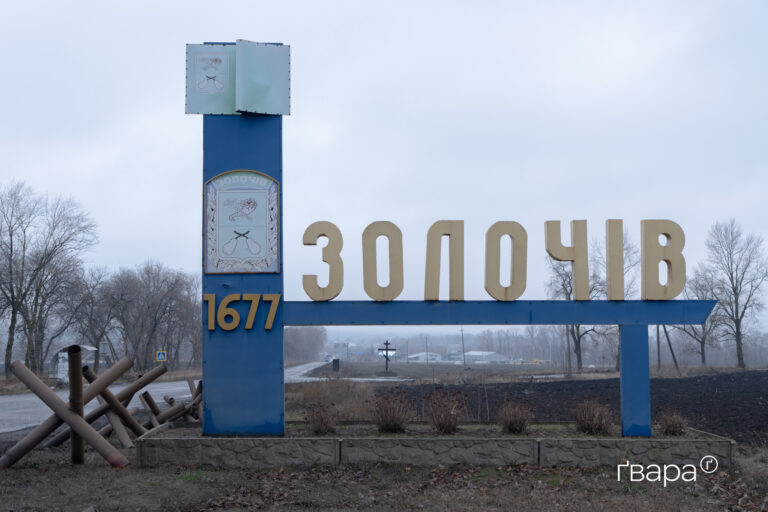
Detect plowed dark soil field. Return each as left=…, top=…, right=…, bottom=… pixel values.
left=401, top=370, right=768, bottom=443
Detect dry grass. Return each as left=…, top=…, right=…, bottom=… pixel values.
left=2, top=446, right=760, bottom=512
left=0, top=367, right=202, bottom=395
left=649, top=365, right=754, bottom=379
left=309, top=362, right=567, bottom=385
left=0, top=377, right=31, bottom=395
left=285, top=380, right=374, bottom=421
left=573, top=399, right=614, bottom=435
left=735, top=444, right=768, bottom=500
left=498, top=399, right=533, bottom=434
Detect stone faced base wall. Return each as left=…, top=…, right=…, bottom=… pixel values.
left=340, top=438, right=537, bottom=465
left=539, top=437, right=733, bottom=468
left=137, top=428, right=734, bottom=471
left=138, top=437, right=338, bottom=469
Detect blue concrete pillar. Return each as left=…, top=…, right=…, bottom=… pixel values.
left=619, top=324, right=652, bottom=437
left=202, top=114, right=284, bottom=435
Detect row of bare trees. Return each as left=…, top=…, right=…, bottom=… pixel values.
left=0, top=182, right=201, bottom=375
left=74, top=262, right=202, bottom=373
left=546, top=220, right=768, bottom=370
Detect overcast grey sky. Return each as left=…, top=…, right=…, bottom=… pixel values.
left=1, top=2, right=766, bottom=328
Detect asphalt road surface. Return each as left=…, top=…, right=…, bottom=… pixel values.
left=284, top=361, right=326, bottom=383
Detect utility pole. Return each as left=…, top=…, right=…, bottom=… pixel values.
left=406, top=339, right=409, bottom=364
left=460, top=327, right=467, bottom=368
left=425, top=336, right=429, bottom=365
left=656, top=325, right=661, bottom=370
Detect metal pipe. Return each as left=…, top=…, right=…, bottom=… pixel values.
left=0, top=356, right=134, bottom=469
left=44, top=364, right=167, bottom=449
left=194, top=380, right=203, bottom=420
left=165, top=395, right=195, bottom=421
left=140, top=393, right=160, bottom=427
left=186, top=377, right=196, bottom=396
left=83, top=367, right=147, bottom=437
left=141, top=392, right=162, bottom=416
left=9, top=362, right=128, bottom=468
left=183, top=393, right=203, bottom=421
left=68, top=345, right=84, bottom=464
left=156, top=401, right=187, bottom=424
left=97, top=421, right=113, bottom=438
left=97, top=407, right=139, bottom=441
left=97, top=396, right=133, bottom=449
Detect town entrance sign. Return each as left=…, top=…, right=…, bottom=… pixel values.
left=186, top=40, right=715, bottom=438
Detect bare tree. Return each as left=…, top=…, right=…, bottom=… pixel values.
left=284, top=326, right=327, bottom=362
left=19, top=254, right=84, bottom=373
left=0, top=183, right=96, bottom=375
left=675, top=265, right=724, bottom=366
left=111, top=261, right=189, bottom=372
left=546, top=258, right=602, bottom=371
left=705, top=220, right=768, bottom=368
left=67, top=267, right=124, bottom=373
left=158, top=273, right=201, bottom=370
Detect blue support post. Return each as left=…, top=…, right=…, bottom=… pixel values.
left=202, top=114, right=284, bottom=435
left=619, top=324, right=652, bottom=436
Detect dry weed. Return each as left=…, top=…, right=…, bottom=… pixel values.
left=426, top=389, right=465, bottom=434
left=304, top=402, right=336, bottom=434
left=370, top=389, right=414, bottom=433
left=573, top=399, right=613, bottom=435
left=657, top=410, right=687, bottom=436
left=498, top=399, right=533, bottom=434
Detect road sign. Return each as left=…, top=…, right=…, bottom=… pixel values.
left=155, top=351, right=167, bottom=362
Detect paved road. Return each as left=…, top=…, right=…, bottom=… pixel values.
left=284, top=361, right=413, bottom=383
left=284, top=361, right=326, bottom=383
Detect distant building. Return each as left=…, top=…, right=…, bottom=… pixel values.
left=407, top=352, right=443, bottom=363
left=446, top=344, right=463, bottom=361
left=464, top=351, right=509, bottom=364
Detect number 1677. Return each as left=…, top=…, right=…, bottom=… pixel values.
left=203, top=293, right=281, bottom=331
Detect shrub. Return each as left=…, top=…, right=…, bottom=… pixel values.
left=304, top=402, right=336, bottom=434
left=369, top=389, right=414, bottom=433
left=498, top=399, right=533, bottom=434
left=427, top=389, right=465, bottom=434
left=658, top=410, right=687, bottom=436
left=573, top=399, right=613, bottom=435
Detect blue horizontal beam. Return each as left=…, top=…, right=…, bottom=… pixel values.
left=282, top=300, right=716, bottom=326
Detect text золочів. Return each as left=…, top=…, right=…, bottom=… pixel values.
left=301, top=219, right=685, bottom=303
